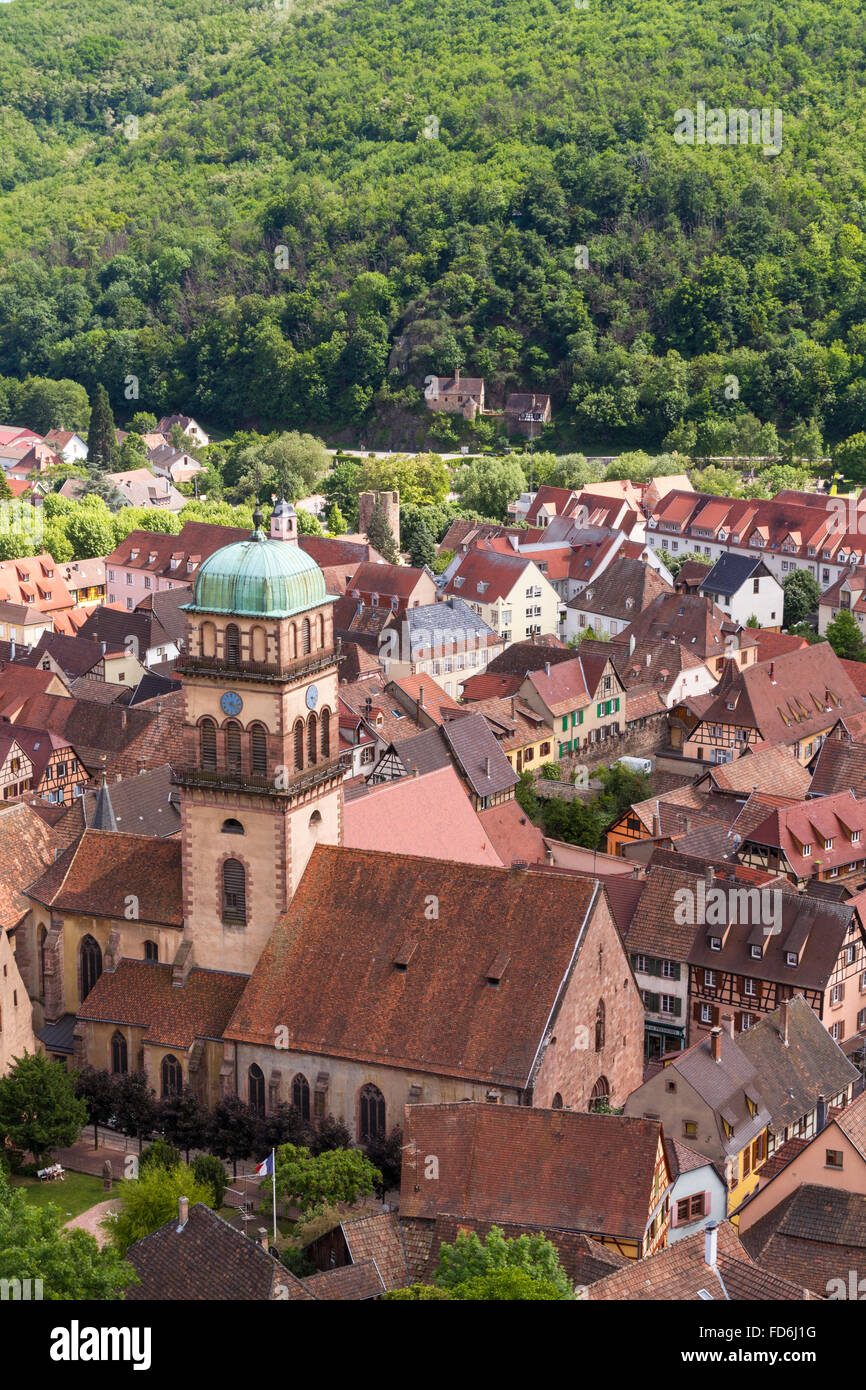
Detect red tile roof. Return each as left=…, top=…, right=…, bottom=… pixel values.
left=77, top=959, right=246, bottom=1048
left=0, top=801, right=64, bottom=929
left=26, top=829, right=183, bottom=926
left=743, top=788, right=866, bottom=876
left=343, top=765, right=503, bottom=866
left=444, top=548, right=536, bottom=605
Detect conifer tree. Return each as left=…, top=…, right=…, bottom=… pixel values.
left=86, top=384, right=119, bottom=473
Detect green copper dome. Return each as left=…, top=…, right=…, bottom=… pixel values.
left=187, top=526, right=330, bottom=618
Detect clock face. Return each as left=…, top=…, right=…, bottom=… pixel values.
left=220, top=691, right=243, bottom=717
left=306, top=684, right=319, bottom=711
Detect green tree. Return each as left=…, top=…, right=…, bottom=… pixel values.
left=157, top=1090, right=208, bottom=1163
left=452, top=1268, right=567, bottom=1300
left=0, top=1167, right=135, bottom=1300
left=434, top=1225, right=573, bottom=1299
left=326, top=502, right=347, bottom=535
left=191, top=1154, right=229, bottom=1209
left=74, top=1067, right=118, bottom=1150
left=296, top=507, right=325, bottom=537
left=129, top=411, right=158, bottom=434
left=364, top=500, right=399, bottom=561
left=108, top=1163, right=215, bottom=1255
left=86, top=384, right=119, bottom=472
left=384, top=1284, right=456, bottom=1300
left=272, top=1143, right=380, bottom=1218
left=457, top=458, right=527, bottom=520
left=834, top=433, right=866, bottom=484
left=356, top=454, right=450, bottom=507
left=0, top=1053, right=87, bottom=1167
left=515, top=770, right=539, bottom=820
left=119, top=432, right=149, bottom=469
left=782, top=570, right=822, bottom=629
left=112, top=1071, right=157, bottom=1154
left=409, top=517, right=436, bottom=568
left=65, top=507, right=117, bottom=559
left=139, top=1138, right=183, bottom=1175
left=826, top=609, right=866, bottom=661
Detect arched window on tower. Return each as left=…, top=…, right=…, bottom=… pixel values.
left=320, top=707, right=330, bottom=759
left=292, top=1073, right=311, bottom=1121
left=80, top=934, right=102, bottom=1002
left=111, top=1030, right=128, bottom=1075
left=251, top=624, right=266, bottom=664
left=222, top=859, right=247, bottom=925
left=225, top=623, right=241, bottom=665
left=250, top=723, right=268, bottom=777
left=201, top=621, right=216, bottom=659
left=161, top=1055, right=183, bottom=1098
left=302, top=618, right=311, bottom=655
left=317, top=613, right=325, bottom=649
left=248, top=1064, right=265, bottom=1116
left=294, top=719, right=304, bottom=771
left=200, top=718, right=217, bottom=770
left=358, top=1083, right=386, bottom=1141
left=225, top=721, right=242, bottom=773
left=307, top=712, right=317, bottom=765
left=222, top=818, right=244, bottom=835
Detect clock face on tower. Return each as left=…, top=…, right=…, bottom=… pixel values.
left=306, top=684, right=319, bottom=711
left=220, top=691, right=243, bottom=717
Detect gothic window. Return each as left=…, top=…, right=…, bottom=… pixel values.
left=552, top=1092, right=563, bottom=1109
left=222, top=858, right=247, bottom=925
left=111, top=1030, right=128, bottom=1075
left=294, top=719, right=304, bottom=771
left=39, top=925, right=47, bottom=996
left=302, top=618, right=311, bottom=655
left=307, top=712, right=317, bottom=764
left=589, top=1076, right=610, bottom=1113
left=320, top=707, right=330, bottom=759
left=292, top=1072, right=311, bottom=1121
left=225, top=721, right=242, bottom=773
left=595, top=999, right=606, bottom=1053
left=359, top=1083, right=386, bottom=1141
left=222, top=818, right=244, bottom=835
left=248, top=1063, right=265, bottom=1116
left=161, top=1054, right=183, bottom=1098
left=225, top=623, right=241, bottom=665
left=200, top=718, right=217, bottom=770
left=250, top=724, right=268, bottom=777
left=144, top=940, right=159, bottom=962
left=80, top=934, right=102, bottom=1001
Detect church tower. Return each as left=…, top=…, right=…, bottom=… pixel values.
left=174, top=506, right=342, bottom=975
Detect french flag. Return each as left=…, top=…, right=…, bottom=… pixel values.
left=254, top=1153, right=274, bottom=1177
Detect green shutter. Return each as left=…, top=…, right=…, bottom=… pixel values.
left=672, top=997, right=682, bottom=1017
left=578, top=708, right=584, bottom=724
left=597, top=702, right=603, bottom=718
left=562, top=716, right=568, bottom=732
left=615, top=697, right=620, bottom=712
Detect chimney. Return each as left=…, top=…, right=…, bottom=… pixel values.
left=651, top=812, right=660, bottom=838
left=544, top=661, right=551, bottom=677
left=704, top=1222, right=719, bottom=1268
left=454, top=368, right=460, bottom=384
left=418, top=684, right=425, bottom=708
left=779, top=998, right=789, bottom=1047
left=511, top=696, right=516, bottom=718
left=817, top=1094, right=828, bottom=1133
left=258, top=1227, right=269, bottom=1251
left=710, top=1026, right=722, bottom=1062
left=177, top=1196, right=189, bottom=1231
left=100, top=641, right=107, bottom=655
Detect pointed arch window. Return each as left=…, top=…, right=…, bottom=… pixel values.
left=294, top=719, right=304, bottom=771
left=225, top=623, right=240, bottom=665
left=589, top=1076, right=610, bottom=1113
left=200, top=718, right=217, bottom=770
left=161, top=1054, right=183, bottom=1098
left=250, top=723, right=268, bottom=777
left=39, top=924, right=47, bottom=996
left=307, top=712, right=317, bottom=765
left=359, top=1083, right=386, bottom=1141
left=320, top=707, right=330, bottom=759
left=80, top=934, right=102, bottom=1002
left=222, top=858, right=247, bottom=925
left=225, top=721, right=242, bottom=773
left=249, top=1063, right=265, bottom=1116
left=595, top=999, right=606, bottom=1053
left=292, top=1073, right=311, bottom=1121
left=302, top=618, right=311, bottom=655
left=111, top=1030, right=128, bottom=1075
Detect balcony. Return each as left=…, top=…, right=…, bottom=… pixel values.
left=174, top=645, right=340, bottom=685
left=172, top=757, right=343, bottom=799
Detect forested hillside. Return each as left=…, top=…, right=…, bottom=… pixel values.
left=1, top=0, right=866, bottom=449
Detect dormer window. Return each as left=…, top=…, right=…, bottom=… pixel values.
left=719, top=530, right=727, bottom=541
left=750, top=945, right=762, bottom=960
left=839, top=552, right=847, bottom=564
left=726, top=701, right=735, bottom=711
left=825, top=837, right=834, bottom=851
left=130, top=549, right=139, bottom=560
left=803, top=843, right=811, bottom=856
left=709, top=936, right=722, bottom=951
left=786, top=951, right=798, bottom=967
left=149, top=552, right=157, bottom=563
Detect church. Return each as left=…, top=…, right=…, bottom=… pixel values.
left=16, top=503, right=643, bottom=1135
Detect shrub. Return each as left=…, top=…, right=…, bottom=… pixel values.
left=139, top=1139, right=182, bottom=1175
left=191, top=1153, right=229, bottom=1209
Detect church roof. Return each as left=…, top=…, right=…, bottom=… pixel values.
left=185, top=522, right=331, bottom=619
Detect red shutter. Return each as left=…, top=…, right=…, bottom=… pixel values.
left=711, top=1006, right=720, bottom=1025
left=692, top=1002, right=702, bottom=1021
left=736, top=975, right=746, bottom=994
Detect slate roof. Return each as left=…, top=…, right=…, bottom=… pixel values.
left=26, top=829, right=183, bottom=926
left=617, top=592, right=748, bottom=661
left=77, top=960, right=246, bottom=1048
left=808, top=737, right=866, bottom=798
left=696, top=642, right=865, bottom=747
left=585, top=1222, right=812, bottom=1300
left=737, top=995, right=859, bottom=1135
left=302, top=1260, right=384, bottom=1300
left=619, top=864, right=704, bottom=959
left=224, top=846, right=603, bottom=1088
left=484, top=636, right=571, bottom=677
left=440, top=711, right=519, bottom=798
left=700, top=553, right=765, bottom=597
left=381, top=727, right=452, bottom=778
left=740, top=1185, right=866, bottom=1295
left=399, top=1103, right=666, bottom=1241
left=697, top=742, right=812, bottom=799
left=649, top=1029, right=772, bottom=1161
left=126, top=1202, right=314, bottom=1300
left=400, top=596, right=500, bottom=654
left=29, top=631, right=106, bottom=679
left=77, top=765, right=180, bottom=837
left=566, top=554, right=672, bottom=620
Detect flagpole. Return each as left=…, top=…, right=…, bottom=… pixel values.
left=271, top=1148, right=277, bottom=1248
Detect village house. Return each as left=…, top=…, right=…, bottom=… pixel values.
left=157, top=414, right=210, bottom=448
left=503, top=391, right=552, bottom=436
left=808, top=729, right=866, bottom=799
left=425, top=369, right=485, bottom=418
left=59, top=558, right=107, bottom=607
left=343, top=560, right=436, bottom=616
left=616, top=592, right=758, bottom=681
left=736, top=788, right=866, bottom=889
left=623, top=1025, right=773, bottom=1213
left=399, top=1104, right=673, bottom=1271
left=76, top=604, right=180, bottom=670
left=0, top=601, right=52, bottom=649
left=8, top=725, right=88, bottom=805
left=0, top=554, right=76, bottom=629
left=561, top=553, right=673, bottom=643
left=739, top=1184, right=866, bottom=1298
left=104, top=521, right=251, bottom=606
left=455, top=694, right=553, bottom=776
left=222, top=845, right=646, bottom=1134
left=693, top=741, right=812, bottom=802
left=376, top=597, right=504, bottom=698
left=699, top=554, right=784, bottom=631
left=664, top=1140, right=729, bottom=1244
left=443, top=548, right=560, bottom=644
left=686, top=886, right=865, bottom=1047
left=44, top=429, right=88, bottom=464
left=517, top=651, right=627, bottom=759
left=148, top=442, right=203, bottom=486
left=683, top=642, right=866, bottom=767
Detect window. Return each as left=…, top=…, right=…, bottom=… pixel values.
left=225, top=624, right=240, bottom=664
left=248, top=1064, right=265, bottom=1115
left=359, top=1083, right=386, bottom=1140
left=588, top=1076, right=610, bottom=1112
left=111, top=1031, right=128, bottom=1075
left=660, top=995, right=677, bottom=1015
left=683, top=1121, right=698, bottom=1138
left=250, top=724, right=268, bottom=777
left=80, top=934, right=102, bottom=1001
left=144, top=940, right=158, bottom=962
left=744, top=978, right=756, bottom=996
left=307, top=712, right=317, bottom=765
left=634, top=954, right=647, bottom=973
left=294, top=719, right=304, bottom=771
left=832, top=982, right=845, bottom=1005
left=292, top=1073, right=311, bottom=1121
left=676, top=1193, right=706, bottom=1225
left=200, top=718, right=217, bottom=770
left=302, top=618, right=311, bottom=655
left=803, top=843, right=812, bottom=857
left=700, top=1003, right=713, bottom=1024
left=786, top=952, right=798, bottom=967
left=221, top=818, right=244, bottom=835
left=709, top=936, right=721, bottom=951
left=595, top=999, right=605, bottom=1052
left=825, top=837, right=834, bottom=851
left=161, top=1055, right=182, bottom=1098
left=826, top=1149, right=844, bottom=1170
left=222, top=858, right=246, bottom=925
left=320, top=707, right=330, bottom=759
left=225, top=721, right=242, bottom=773
left=704, top=969, right=716, bottom=988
